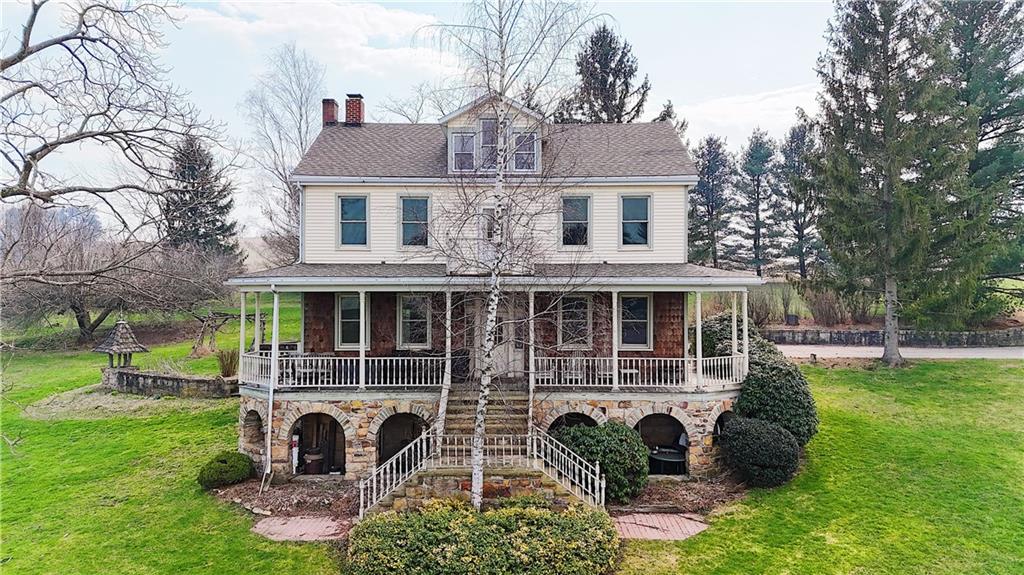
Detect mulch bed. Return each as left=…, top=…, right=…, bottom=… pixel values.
left=215, top=478, right=359, bottom=520
left=608, top=475, right=746, bottom=517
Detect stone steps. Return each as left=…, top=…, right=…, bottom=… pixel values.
left=371, top=467, right=576, bottom=514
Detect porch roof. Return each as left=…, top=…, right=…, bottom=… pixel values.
left=228, top=262, right=762, bottom=290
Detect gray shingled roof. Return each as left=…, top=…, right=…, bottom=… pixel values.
left=292, top=121, right=695, bottom=179
left=93, top=319, right=149, bottom=354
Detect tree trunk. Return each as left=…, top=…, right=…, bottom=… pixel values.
left=71, top=303, right=115, bottom=342
left=882, top=274, right=903, bottom=367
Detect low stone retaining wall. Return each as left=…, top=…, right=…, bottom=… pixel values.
left=377, top=468, right=572, bottom=514
left=102, top=367, right=238, bottom=398
left=762, top=326, right=1024, bottom=347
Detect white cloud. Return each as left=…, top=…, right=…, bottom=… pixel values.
left=678, top=83, right=819, bottom=150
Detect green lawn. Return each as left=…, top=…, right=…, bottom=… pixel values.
left=2, top=327, right=1021, bottom=574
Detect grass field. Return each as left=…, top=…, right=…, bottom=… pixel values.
left=2, top=323, right=1022, bottom=573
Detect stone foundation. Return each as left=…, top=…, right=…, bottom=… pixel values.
left=762, top=326, right=1024, bottom=347
left=378, top=468, right=572, bottom=513
left=102, top=367, right=237, bottom=398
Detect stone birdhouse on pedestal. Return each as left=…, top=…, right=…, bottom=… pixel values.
left=93, top=319, right=149, bottom=367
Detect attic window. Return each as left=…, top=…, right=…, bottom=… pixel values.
left=453, top=133, right=475, bottom=171
left=513, top=131, right=537, bottom=171
left=480, top=119, right=498, bottom=170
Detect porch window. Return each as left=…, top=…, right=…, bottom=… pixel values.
left=335, top=293, right=364, bottom=349
left=620, top=294, right=652, bottom=349
left=339, top=196, right=368, bottom=246
left=513, top=131, right=538, bottom=171
left=480, top=119, right=498, bottom=170
left=558, top=295, right=591, bottom=349
left=398, top=294, right=431, bottom=349
left=453, top=133, right=475, bottom=171
left=561, top=196, right=590, bottom=246
left=401, top=197, right=429, bottom=246
left=621, top=196, right=650, bottom=246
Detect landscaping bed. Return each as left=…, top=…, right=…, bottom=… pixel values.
left=612, top=476, right=745, bottom=516
left=215, top=478, right=359, bottom=520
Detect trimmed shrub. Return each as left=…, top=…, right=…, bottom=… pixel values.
left=720, top=417, right=799, bottom=487
left=554, top=422, right=648, bottom=503
left=700, top=312, right=818, bottom=446
left=347, top=500, right=618, bottom=575
left=492, top=494, right=550, bottom=510
left=197, top=450, right=253, bottom=490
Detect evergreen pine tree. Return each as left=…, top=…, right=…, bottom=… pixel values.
left=733, top=128, right=783, bottom=276
left=652, top=100, right=689, bottom=147
left=162, top=135, right=241, bottom=259
left=777, top=111, right=825, bottom=279
left=817, top=0, right=973, bottom=365
left=690, top=135, right=737, bottom=268
left=555, top=24, right=651, bottom=123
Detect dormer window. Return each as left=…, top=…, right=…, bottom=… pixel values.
left=513, top=131, right=538, bottom=171
left=453, top=133, right=475, bottom=171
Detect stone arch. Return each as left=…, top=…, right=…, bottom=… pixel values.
left=277, top=402, right=357, bottom=441
left=368, top=405, right=435, bottom=438
left=238, top=402, right=267, bottom=428
left=540, top=402, right=608, bottom=431
left=624, top=403, right=699, bottom=444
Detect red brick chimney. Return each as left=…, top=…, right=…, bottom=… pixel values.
left=322, top=98, right=338, bottom=127
left=345, top=94, right=364, bottom=126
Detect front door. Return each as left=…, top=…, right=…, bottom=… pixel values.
left=473, top=303, right=524, bottom=379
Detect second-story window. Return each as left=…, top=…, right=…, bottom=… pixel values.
left=398, top=294, right=431, bottom=349
left=513, top=131, right=537, bottom=171
left=480, top=119, right=498, bottom=170
left=339, top=196, right=367, bottom=246
left=453, top=133, right=475, bottom=171
left=401, top=197, right=428, bottom=247
left=562, top=196, right=590, bottom=246
left=621, top=196, right=650, bottom=246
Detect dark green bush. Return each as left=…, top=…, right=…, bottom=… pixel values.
left=554, top=421, right=648, bottom=503
left=720, top=417, right=799, bottom=487
left=197, top=450, right=253, bottom=489
left=347, top=500, right=618, bottom=575
left=700, top=312, right=818, bottom=446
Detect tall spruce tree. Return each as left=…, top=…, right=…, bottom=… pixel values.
left=777, top=111, right=825, bottom=279
left=555, top=24, right=651, bottom=123
left=690, top=135, right=736, bottom=268
left=162, top=135, right=241, bottom=259
left=733, top=128, right=783, bottom=276
left=652, top=100, right=689, bottom=146
left=817, top=0, right=973, bottom=365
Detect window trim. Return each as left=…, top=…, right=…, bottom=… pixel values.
left=335, top=292, right=370, bottom=351
left=618, top=194, right=652, bottom=249
left=336, top=194, right=370, bottom=250
left=559, top=194, right=592, bottom=250
left=450, top=131, right=476, bottom=172
left=511, top=130, right=539, bottom=173
left=398, top=194, right=430, bottom=249
left=479, top=118, right=498, bottom=171
left=397, top=293, right=432, bottom=350
left=557, top=294, right=593, bottom=350
left=619, top=293, right=653, bottom=351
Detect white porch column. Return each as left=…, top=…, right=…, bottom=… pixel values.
left=239, top=291, right=246, bottom=355
left=682, top=292, right=689, bottom=361
left=742, top=290, right=750, bottom=377
left=528, top=290, right=536, bottom=429
left=731, top=292, right=738, bottom=355
left=437, top=289, right=453, bottom=434
left=265, top=289, right=280, bottom=475
left=611, top=290, right=620, bottom=392
left=358, top=290, right=366, bottom=390
left=695, top=291, right=704, bottom=389
left=253, top=292, right=262, bottom=351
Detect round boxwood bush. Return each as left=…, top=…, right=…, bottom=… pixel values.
left=720, top=417, right=799, bottom=487
left=197, top=450, right=253, bottom=490
left=554, top=421, right=648, bottom=503
left=700, top=311, right=818, bottom=446
left=347, top=499, right=618, bottom=575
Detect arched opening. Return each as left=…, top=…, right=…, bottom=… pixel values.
left=240, top=410, right=263, bottom=463
left=712, top=411, right=737, bottom=446
left=634, top=414, right=688, bottom=475
left=289, top=413, right=346, bottom=475
left=377, top=413, right=427, bottom=464
left=547, top=412, right=598, bottom=434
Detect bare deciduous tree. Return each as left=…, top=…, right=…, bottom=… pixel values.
left=240, top=42, right=325, bottom=266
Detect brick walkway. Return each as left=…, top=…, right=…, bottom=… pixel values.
left=613, top=513, right=708, bottom=541
left=252, top=515, right=349, bottom=541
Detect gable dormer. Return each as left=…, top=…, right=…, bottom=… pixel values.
left=440, top=96, right=544, bottom=175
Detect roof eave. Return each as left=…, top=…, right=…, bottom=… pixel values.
left=290, top=174, right=699, bottom=186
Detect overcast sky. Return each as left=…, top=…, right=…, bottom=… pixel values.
left=2, top=0, right=835, bottom=232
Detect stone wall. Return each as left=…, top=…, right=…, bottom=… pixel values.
left=102, top=367, right=237, bottom=398
left=762, top=326, right=1024, bottom=347
left=378, top=468, right=572, bottom=513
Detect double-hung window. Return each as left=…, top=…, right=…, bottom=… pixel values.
left=620, top=294, right=651, bottom=349
left=339, top=196, right=368, bottom=246
left=453, top=133, right=475, bottom=171
left=480, top=119, right=498, bottom=170
left=621, top=196, right=650, bottom=246
left=561, top=196, right=590, bottom=246
left=335, top=293, right=363, bottom=349
left=559, top=295, right=591, bottom=349
left=398, top=294, right=431, bottom=349
left=401, top=197, right=429, bottom=247
left=513, top=131, right=538, bottom=171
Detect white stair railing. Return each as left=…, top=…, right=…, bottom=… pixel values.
left=529, top=425, right=605, bottom=508
left=359, top=430, right=433, bottom=518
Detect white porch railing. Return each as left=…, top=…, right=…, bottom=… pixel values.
left=358, top=427, right=605, bottom=518
left=239, top=353, right=445, bottom=389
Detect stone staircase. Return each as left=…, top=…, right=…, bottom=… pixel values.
left=372, top=467, right=574, bottom=513
left=442, top=385, right=530, bottom=436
